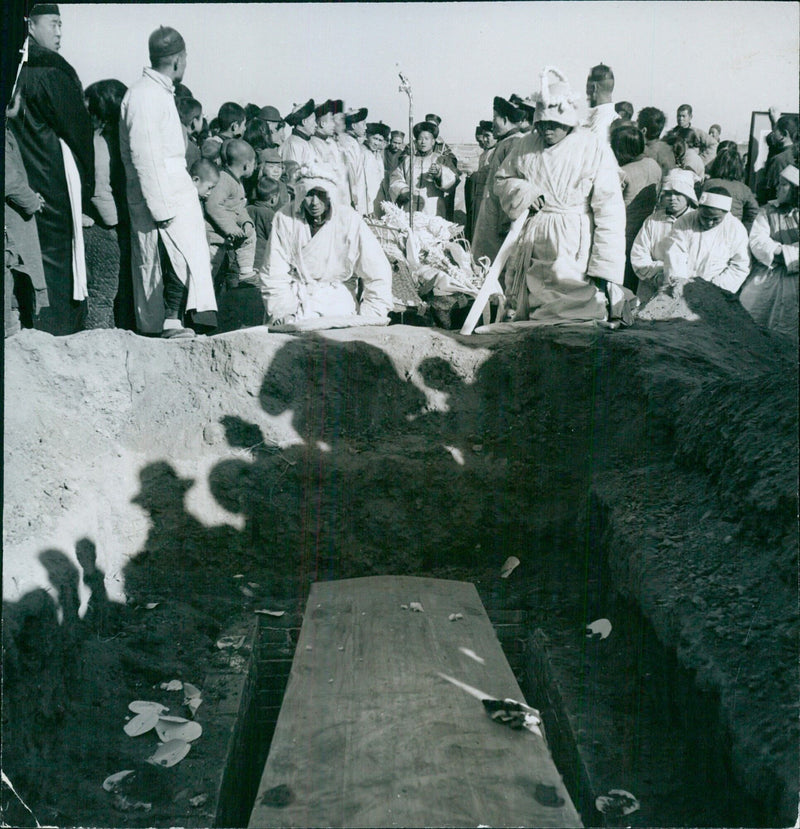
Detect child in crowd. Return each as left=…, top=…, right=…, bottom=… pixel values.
left=256, top=147, right=291, bottom=209
left=190, top=157, right=220, bottom=199
left=247, top=176, right=281, bottom=270
left=203, top=139, right=258, bottom=288
left=177, top=97, right=203, bottom=168
left=202, top=102, right=246, bottom=158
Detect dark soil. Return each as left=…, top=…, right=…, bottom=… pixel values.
left=3, top=278, right=797, bottom=826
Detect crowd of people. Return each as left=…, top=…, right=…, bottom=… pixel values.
left=5, top=6, right=799, bottom=342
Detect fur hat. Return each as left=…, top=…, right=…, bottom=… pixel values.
left=315, top=99, right=344, bottom=118
left=493, top=96, right=524, bottom=124
left=284, top=99, right=315, bottom=126
left=345, top=107, right=368, bottom=128
left=532, top=66, right=580, bottom=128
left=413, top=121, right=439, bottom=140
left=366, top=121, right=390, bottom=140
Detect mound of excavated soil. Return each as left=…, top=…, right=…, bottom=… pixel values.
left=3, top=277, right=797, bottom=826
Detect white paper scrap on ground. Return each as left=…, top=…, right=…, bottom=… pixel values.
left=595, top=789, right=640, bottom=816
left=182, top=682, right=201, bottom=699
left=444, top=444, right=465, bottom=465
left=500, top=556, right=520, bottom=578
left=449, top=613, right=464, bottom=621
left=102, top=770, right=135, bottom=792
left=124, top=708, right=159, bottom=737
left=216, top=635, right=245, bottom=650
left=409, top=602, right=424, bottom=612
left=459, top=646, right=485, bottom=664
left=147, top=738, right=191, bottom=768
left=156, top=717, right=203, bottom=743
left=160, top=679, right=183, bottom=691
left=586, top=618, right=613, bottom=639
left=128, top=700, right=168, bottom=715
left=255, top=609, right=286, bottom=616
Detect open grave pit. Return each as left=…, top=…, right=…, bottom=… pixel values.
left=3, top=279, right=797, bottom=827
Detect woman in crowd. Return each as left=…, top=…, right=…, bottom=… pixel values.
left=738, top=164, right=798, bottom=341
left=671, top=135, right=705, bottom=182
left=702, top=144, right=759, bottom=231
left=610, top=121, right=661, bottom=291
left=83, top=79, right=133, bottom=328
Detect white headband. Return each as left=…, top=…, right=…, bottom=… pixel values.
left=699, top=192, right=732, bottom=211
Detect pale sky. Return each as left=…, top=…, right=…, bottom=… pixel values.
left=57, top=2, right=798, bottom=144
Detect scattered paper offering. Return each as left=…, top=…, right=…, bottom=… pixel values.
left=586, top=618, right=613, bottom=640
left=124, top=709, right=159, bottom=737
left=449, top=613, right=464, bottom=621
left=216, top=635, right=245, bottom=650
left=160, top=679, right=183, bottom=692
left=147, top=738, right=191, bottom=768
left=102, top=770, right=135, bottom=792
left=409, top=602, right=424, bottom=612
left=500, top=556, right=520, bottom=578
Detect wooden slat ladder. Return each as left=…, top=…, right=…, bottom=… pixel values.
left=249, top=576, right=582, bottom=828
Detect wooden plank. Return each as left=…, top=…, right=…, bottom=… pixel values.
left=249, top=576, right=581, bottom=828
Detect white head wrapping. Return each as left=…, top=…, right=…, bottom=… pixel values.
left=661, top=169, right=698, bottom=205
left=532, top=66, right=581, bottom=127
left=293, top=163, right=338, bottom=207
left=780, top=164, right=799, bottom=187
left=698, top=191, right=732, bottom=211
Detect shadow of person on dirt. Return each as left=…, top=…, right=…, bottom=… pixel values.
left=123, top=460, right=245, bottom=603
left=208, top=334, right=444, bottom=593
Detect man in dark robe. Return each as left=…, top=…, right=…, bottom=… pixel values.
left=10, top=3, right=94, bottom=335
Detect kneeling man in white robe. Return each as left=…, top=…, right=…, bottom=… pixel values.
left=260, top=164, right=393, bottom=329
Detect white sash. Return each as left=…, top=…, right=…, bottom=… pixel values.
left=60, top=138, right=88, bottom=301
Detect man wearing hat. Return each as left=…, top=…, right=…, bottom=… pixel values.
left=339, top=107, right=370, bottom=213
left=282, top=99, right=318, bottom=169
left=739, top=164, right=799, bottom=339
left=258, top=105, right=285, bottom=148
left=260, top=163, right=393, bottom=328
left=493, top=67, right=627, bottom=325
left=471, top=96, right=525, bottom=260
left=10, top=3, right=95, bottom=335
left=661, top=185, right=750, bottom=293
left=509, top=95, right=535, bottom=134
left=631, top=169, right=698, bottom=304
left=424, top=112, right=459, bottom=219
left=363, top=122, right=391, bottom=217
left=345, top=107, right=369, bottom=145
left=120, top=26, right=217, bottom=337
left=310, top=99, right=350, bottom=206
left=389, top=120, right=458, bottom=217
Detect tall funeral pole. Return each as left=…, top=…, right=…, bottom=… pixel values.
left=398, top=72, right=414, bottom=233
